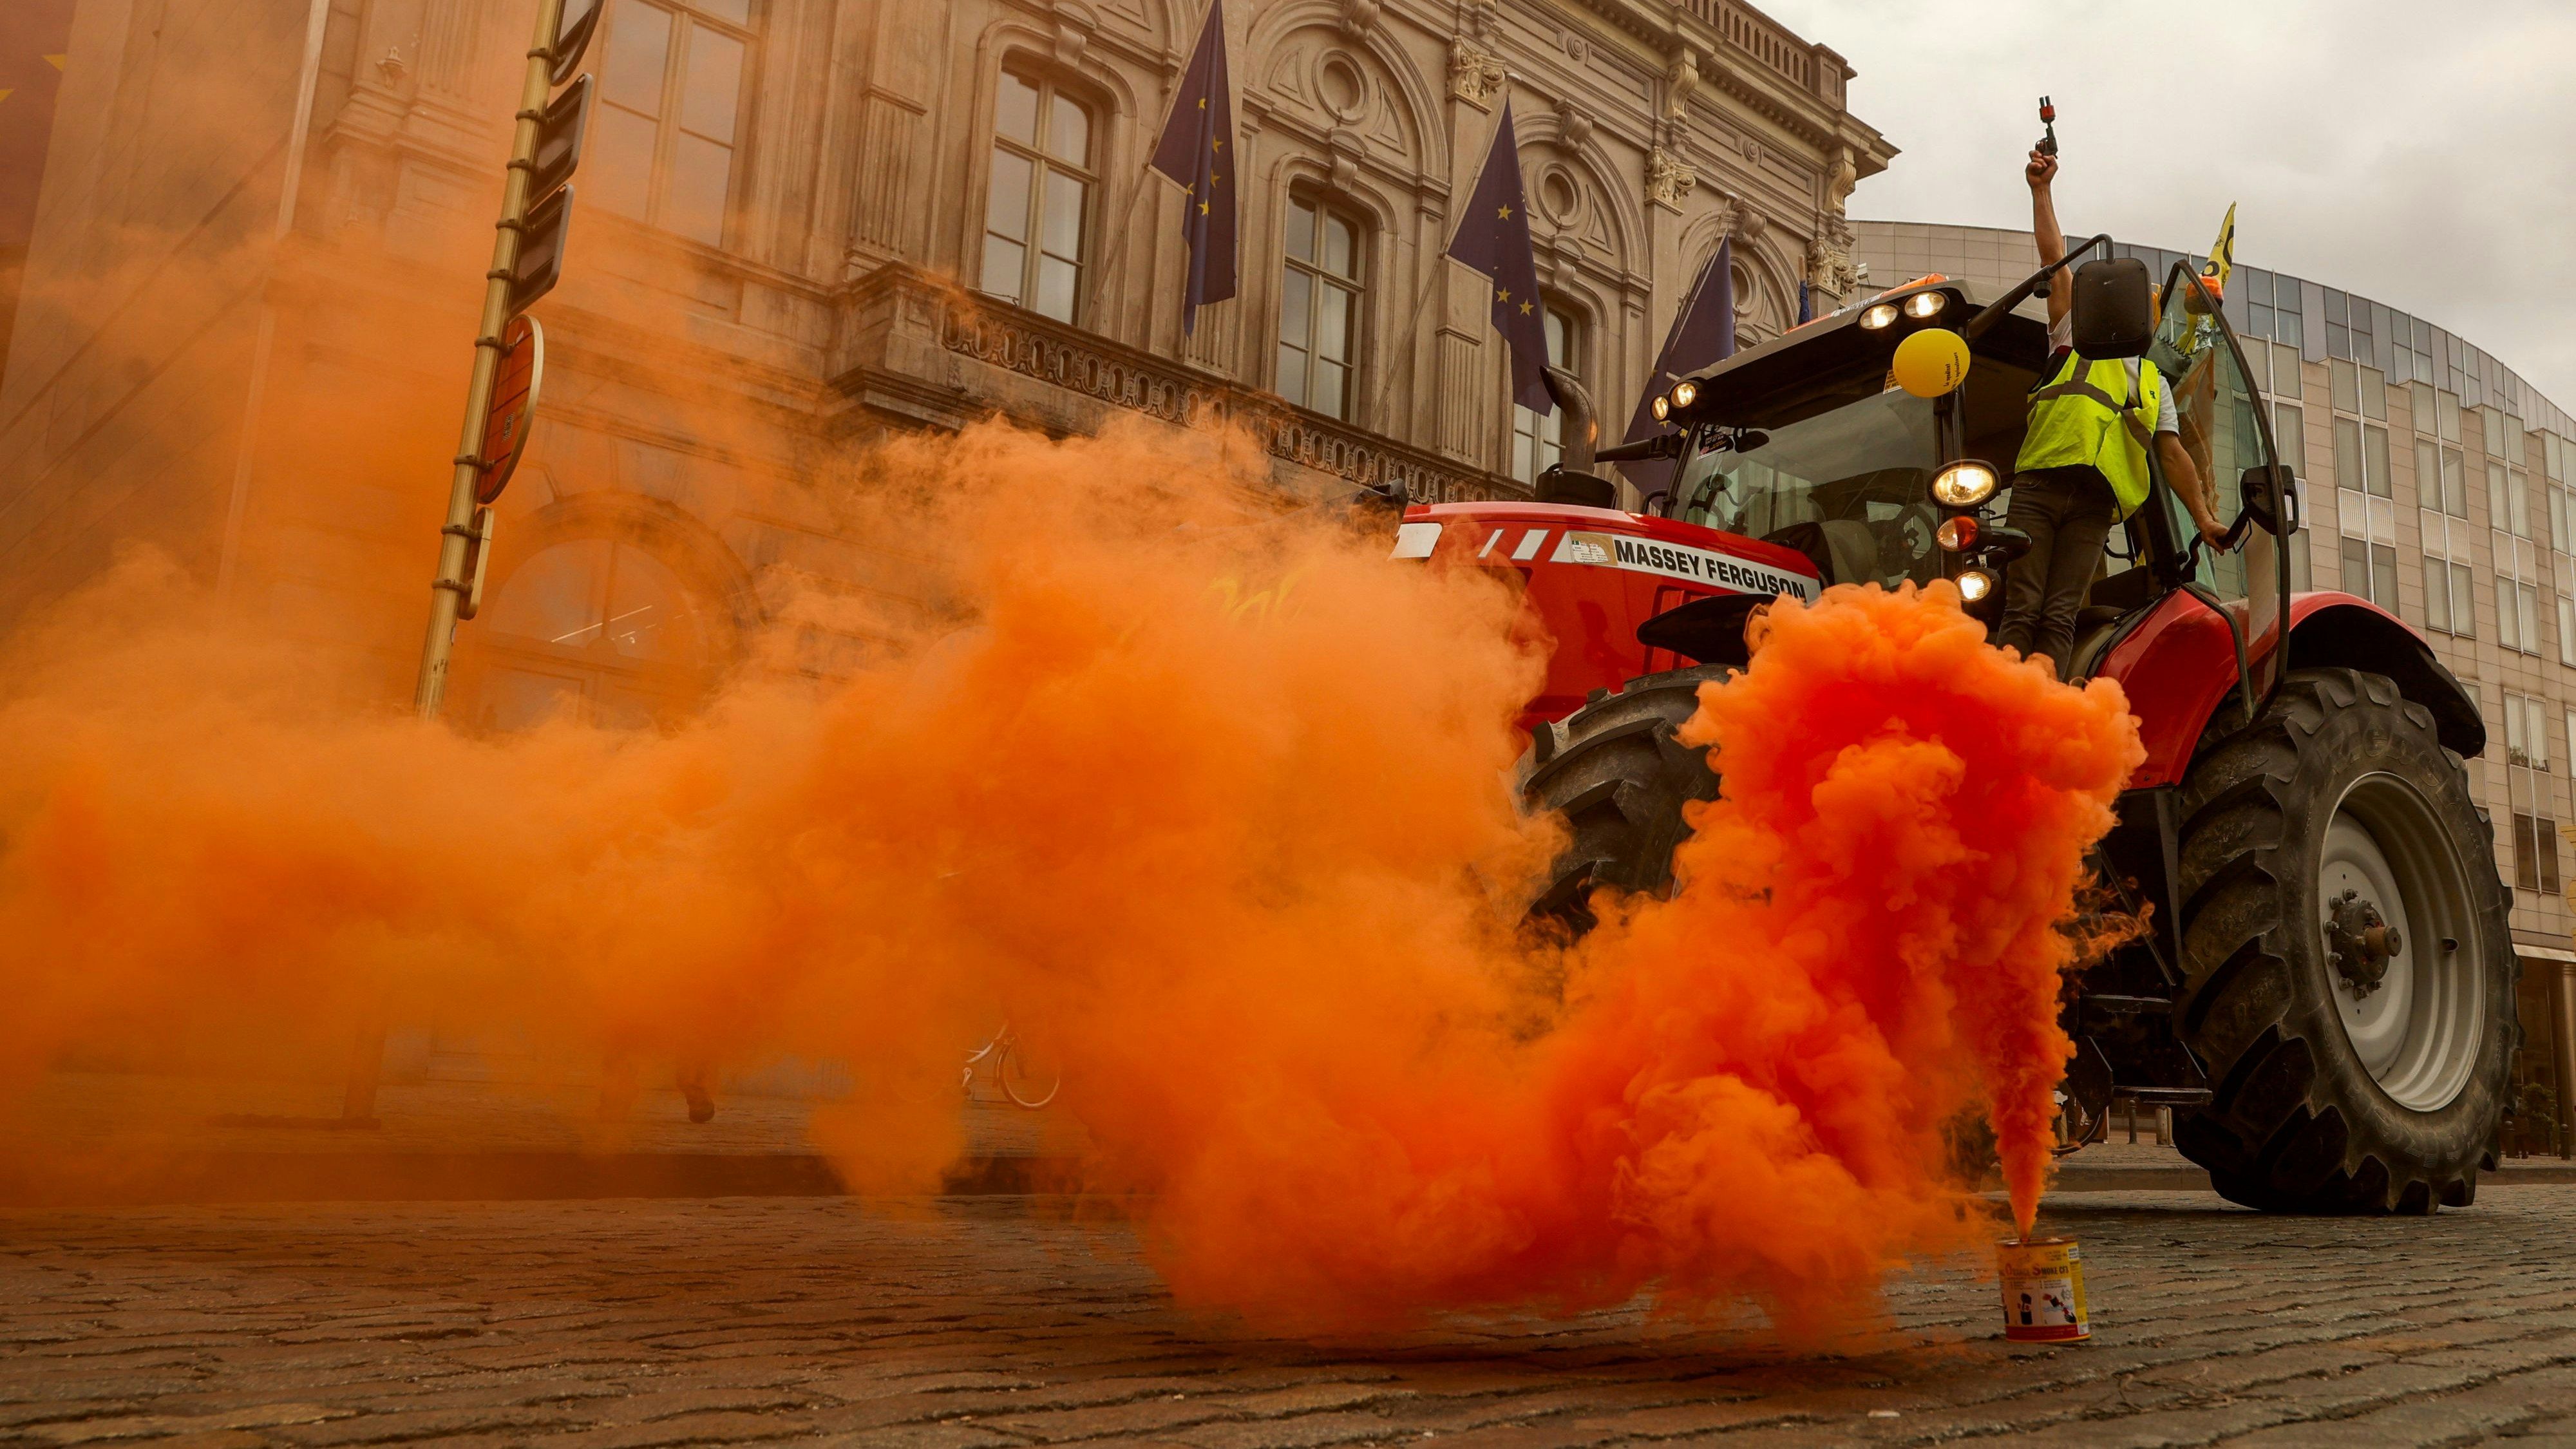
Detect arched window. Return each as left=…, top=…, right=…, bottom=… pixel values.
left=1278, top=193, right=1366, bottom=419
left=980, top=70, right=1097, bottom=323
left=473, top=538, right=713, bottom=731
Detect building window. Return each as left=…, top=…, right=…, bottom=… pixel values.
left=1278, top=194, right=1365, bottom=420
left=2506, top=693, right=2560, bottom=895
left=2422, top=513, right=2475, bottom=639
left=591, top=0, right=753, bottom=247
left=2497, top=535, right=2543, bottom=656
left=474, top=538, right=714, bottom=732
left=2340, top=535, right=2399, bottom=611
left=2332, top=359, right=2397, bottom=614
left=1511, top=304, right=1580, bottom=483
left=979, top=70, right=1095, bottom=323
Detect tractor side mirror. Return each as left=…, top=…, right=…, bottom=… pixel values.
left=1979, top=525, right=2034, bottom=567
left=2239, top=464, right=2299, bottom=537
left=2070, top=257, right=2154, bottom=359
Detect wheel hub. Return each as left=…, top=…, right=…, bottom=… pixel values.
left=2324, top=887, right=2403, bottom=997
left=2317, top=775, right=2483, bottom=1113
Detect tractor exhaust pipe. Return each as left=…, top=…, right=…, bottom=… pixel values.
left=1544, top=365, right=1598, bottom=475
left=1531, top=366, right=1619, bottom=509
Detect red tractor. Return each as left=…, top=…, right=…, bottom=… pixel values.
left=1395, top=246, right=2515, bottom=1214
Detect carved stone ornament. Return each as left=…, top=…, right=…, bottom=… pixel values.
left=1806, top=214, right=1857, bottom=298
left=1449, top=43, right=1506, bottom=106
left=1459, top=0, right=1500, bottom=46
left=1828, top=145, right=1859, bottom=209
left=1665, top=46, right=1701, bottom=119
left=1555, top=97, right=1593, bottom=149
left=1646, top=146, right=1696, bottom=211
left=1338, top=0, right=1381, bottom=38
left=1052, top=16, right=1090, bottom=67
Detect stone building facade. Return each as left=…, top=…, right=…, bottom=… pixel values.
left=0, top=0, right=1893, bottom=732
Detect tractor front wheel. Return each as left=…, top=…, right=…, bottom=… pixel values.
left=1519, top=665, right=1735, bottom=933
left=2174, top=668, right=2516, bottom=1213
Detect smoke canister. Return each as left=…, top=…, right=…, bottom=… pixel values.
left=1996, top=1236, right=2090, bottom=1342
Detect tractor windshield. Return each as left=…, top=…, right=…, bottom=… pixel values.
left=1671, top=388, right=1942, bottom=589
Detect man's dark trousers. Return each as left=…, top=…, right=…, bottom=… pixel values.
left=1993, top=463, right=2118, bottom=679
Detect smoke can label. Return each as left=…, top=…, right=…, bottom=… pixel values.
left=1553, top=531, right=1819, bottom=601
left=1996, top=1237, right=2090, bottom=1342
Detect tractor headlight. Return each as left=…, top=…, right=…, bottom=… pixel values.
left=1904, top=290, right=1948, bottom=319
left=1958, top=568, right=1996, bottom=603
left=1860, top=303, right=1899, bottom=330
left=1670, top=380, right=1700, bottom=410
left=1931, top=460, right=2000, bottom=507
left=1651, top=395, right=1671, bottom=422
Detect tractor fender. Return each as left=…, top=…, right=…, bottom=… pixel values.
left=2096, top=589, right=2483, bottom=789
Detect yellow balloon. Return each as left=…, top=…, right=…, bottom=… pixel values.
left=1892, top=327, right=1972, bottom=397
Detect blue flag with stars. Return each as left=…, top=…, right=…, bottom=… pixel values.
left=1445, top=100, right=1551, bottom=416
left=1148, top=1, right=1236, bottom=336
left=1615, top=239, right=1736, bottom=493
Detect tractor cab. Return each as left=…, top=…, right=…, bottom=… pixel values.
left=1647, top=258, right=2294, bottom=694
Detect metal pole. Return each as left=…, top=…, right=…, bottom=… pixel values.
left=413, top=0, right=568, bottom=720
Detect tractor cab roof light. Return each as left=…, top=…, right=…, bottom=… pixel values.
left=1651, top=395, right=1671, bottom=422
left=1860, top=303, right=1900, bottom=330
left=1904, top=290, right=1948, bottom=319
left=1671, top=381, right=1700, bottom=410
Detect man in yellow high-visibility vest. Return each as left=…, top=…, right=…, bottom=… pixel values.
left=1998, top=149, right=2230, bottom=678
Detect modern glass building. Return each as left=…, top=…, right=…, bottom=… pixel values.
left=1857, top=221, right=2576, bottom=1156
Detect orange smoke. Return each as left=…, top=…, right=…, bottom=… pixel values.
left=0, top=417, right=2137, bottom=1333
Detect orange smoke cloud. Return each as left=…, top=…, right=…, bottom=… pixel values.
left=0, top=417, right=2137, bottom=1335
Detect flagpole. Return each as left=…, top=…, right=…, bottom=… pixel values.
left=1365, top=94, right=1514, bottom=439
left=1088, top=0, right=1222, bottom=335
left=1086, top=163, right=1160, bottom=329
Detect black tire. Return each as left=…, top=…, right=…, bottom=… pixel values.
left=2172, top=668, right=2517, bottom=1213
left=1519, top=665, right=1734, bottom=933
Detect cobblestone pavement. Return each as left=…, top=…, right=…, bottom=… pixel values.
left=5, top=1189, right=2574, bottom=1448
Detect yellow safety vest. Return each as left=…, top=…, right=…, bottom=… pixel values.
left=2016, top=350, right=2164, bottom=519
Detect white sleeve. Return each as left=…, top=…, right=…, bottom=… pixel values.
left=2156, top=381, right=2180, bottom=436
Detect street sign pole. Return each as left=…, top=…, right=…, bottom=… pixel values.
left=412, top=0, right=572, bottom=720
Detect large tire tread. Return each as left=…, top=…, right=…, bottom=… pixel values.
left=2172, top=668, right=2516, bottom=1214
left=1520, top=666, right=1735, bottom=931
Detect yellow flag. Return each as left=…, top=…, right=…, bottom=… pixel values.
left=2199, top=203, right=2237, bottom=292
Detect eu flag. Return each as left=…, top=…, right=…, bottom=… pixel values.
left=1616, top=239, right=1736, bottom=493
left=1445, top=100, right=1550, bottom=415
left=0, top=0, right=76, bottom=255
left=1149, top=1, right=1236, bottom=336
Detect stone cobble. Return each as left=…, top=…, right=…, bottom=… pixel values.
left=4, top=1189, right=2574, bottom=1448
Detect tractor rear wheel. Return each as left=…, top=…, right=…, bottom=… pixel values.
left=2173, top=668, right=2515, bottom=1213
left=1519, top=665, right=1734, bottom=932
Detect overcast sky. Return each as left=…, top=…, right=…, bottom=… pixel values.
left=1752, top=0, right=2576, bottom=413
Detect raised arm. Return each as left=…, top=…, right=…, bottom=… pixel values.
left=2029, top=150, right=2069, bottom=329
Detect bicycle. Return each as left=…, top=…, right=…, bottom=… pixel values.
left=962, top=1021, right=1061, bottom=1109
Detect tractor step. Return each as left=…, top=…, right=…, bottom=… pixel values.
left=2109, top=1087, right=2214, bottom=1107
